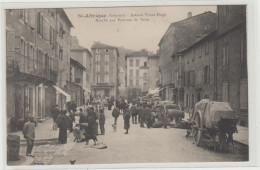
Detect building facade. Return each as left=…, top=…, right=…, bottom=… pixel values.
left=91, top=42, right=119, bottom=98
left=182, top=32, right=216, bottom=113
left=148, top=54, right=160, bottom=90
left=70, top=36, right=92, bottom=103
left=68, top=58, right=85, bottom=107
left=126, top=50, right=149, bottom=101
left=158, top=12, right=217, bottom=101
left=215, top=5, right=247, bottom=126
left=6, top=8, right=74, bottom=132
left=55, top=9, right=73, bottom=109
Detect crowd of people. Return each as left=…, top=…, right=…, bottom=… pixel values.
left=22, top=96, right=169, bottom=157
left=112, top=98, right=170, bottom=134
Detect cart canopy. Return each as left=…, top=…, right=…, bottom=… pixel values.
left=193, top=99, right=235, bottom=128
left=205, top=101, right=235, bottom=128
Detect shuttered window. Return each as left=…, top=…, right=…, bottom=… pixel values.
left=184, top=72, right=189, bottom=86
left=222, top=82, right=229, bottom=102
left=240, top=79, right=248, bottom=109
left=204, top=65, right=210, bottom=84
left=189, top=71, right=195, bottom=86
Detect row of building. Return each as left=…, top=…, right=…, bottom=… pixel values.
left=5, top=9, right=123, bottom=132
left=158, top=6, right=247, bottom=126
left=125, top=50, right=160, bottom=102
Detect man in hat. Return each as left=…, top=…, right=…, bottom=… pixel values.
left=23, top=117, right=35, bottom=157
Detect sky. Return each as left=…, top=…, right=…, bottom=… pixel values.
left=65, top=6, right=216, bottom=53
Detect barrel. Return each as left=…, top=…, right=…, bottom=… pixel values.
left=7, top=135, right=20, bottom=161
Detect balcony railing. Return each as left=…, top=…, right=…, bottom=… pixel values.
left=6, top=51, right=58, bottom=82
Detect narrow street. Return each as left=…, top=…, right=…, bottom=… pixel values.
left=50, top=108, right=248, bottom=165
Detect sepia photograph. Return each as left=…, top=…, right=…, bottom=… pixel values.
left=2, top=1, right=253, bottom=168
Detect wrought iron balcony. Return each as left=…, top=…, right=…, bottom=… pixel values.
left=6, top=51, right=58, bottom=82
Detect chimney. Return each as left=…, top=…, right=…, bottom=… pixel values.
left=188, top=12, right=192, bottom=19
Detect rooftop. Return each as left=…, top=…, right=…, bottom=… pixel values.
left=58, top=9, right=74, bottom=28
left=126, top=50, right=150, bottom=58
left=158, top=11, right=217, bottom=56
left=70, top=58, right=85, bottom=70
left=91, top=42, right=117, bottom=49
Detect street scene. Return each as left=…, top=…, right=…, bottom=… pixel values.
left=5, top=5, right=248, bottom=167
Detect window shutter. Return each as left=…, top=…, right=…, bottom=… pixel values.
left=37, top=12, right=41, bottom=34
left=208, top=65, right=210, bottom=83
left=24, top=9, right=29, bottom=23
left=29, top=10, right=35, bottom=28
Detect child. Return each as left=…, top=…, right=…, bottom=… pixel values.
left=73, top=123, right=81, bottom=142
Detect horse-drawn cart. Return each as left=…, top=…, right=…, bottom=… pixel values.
left=190, top=99, right=238, bottom=152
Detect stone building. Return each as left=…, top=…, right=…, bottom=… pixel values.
left=91, top=42, right=119, bottom=98
left=117, top=47, right=135, bottom=98
left=68, top=58, right=85, bottom=107
left=6, top=8, right=73, bottom=132
left=148, top=54, right=160, bottom=90
left=180, top=31, right=216, bottom=113
left=158, top=12, right=217, bottom=101
left=215, top=5, right=247, bottom=126
left=126, top=50, right=150, bottom=101
left=55, top=9, right=74, bottom=109
left=70, top=36, right=92, bottom=102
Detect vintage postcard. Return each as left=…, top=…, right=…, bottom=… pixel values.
left=1, top=0, right=256, bottom=169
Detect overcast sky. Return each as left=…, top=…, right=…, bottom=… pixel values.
left=65, top=6, right=216, bottom=53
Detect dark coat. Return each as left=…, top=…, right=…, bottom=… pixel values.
left=123, top=109, right=131, bottom=130
left=144, top=108, right=152, bottom=121
left=56, top=114, right=71, bottom=130
left=99, top=112, right=105, bottom=124
left=51, top=107, right=60, bottom=121
left=112, top=107, right=120, bottom=118
left=130, top=105, right=138, bottom=116
left=85, top=109, right=98, bottom=137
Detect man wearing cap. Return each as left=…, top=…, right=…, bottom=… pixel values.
left=23, top=117, right=35, bottom=157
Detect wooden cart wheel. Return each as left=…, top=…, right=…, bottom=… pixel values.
left=192, top=113, right=202, bottom=146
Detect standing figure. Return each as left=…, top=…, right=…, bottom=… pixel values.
left=56, top=110, right=71, bottom=144
left=139, top=104, right=145, bottom=127
left=23, top=117, right=35, bottom=157
left=85, top=107, right=98, bottom=145
left=130, top=103, right=138, bottom=124
left=99, top=108, right=106, bottom=135
left=73, top=123, right=81, bottom=142
left=145, top=106, right=152, bottom=128
left=51, top=105, right=60, bottom=130
left=69, top=110, right=75, bottom=133
left=112, top=105, right=120, bottom=125
left=123, top=108, right=131, bottom=134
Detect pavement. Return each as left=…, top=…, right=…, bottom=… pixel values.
left=7, top=117, right=60, bottom=166
left=51, top=109, right=248, bottom=165
left=7, top=108, right=248, bottom=166
left=233, top=125, right=249, bottom=145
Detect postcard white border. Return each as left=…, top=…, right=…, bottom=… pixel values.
left=0, top=0, right=259, bottom=169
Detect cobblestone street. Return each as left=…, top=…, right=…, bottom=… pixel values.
left=49, top=108, right=248, bottom=165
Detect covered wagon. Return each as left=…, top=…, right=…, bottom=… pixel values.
left=191, top=99, right=238, bottom=152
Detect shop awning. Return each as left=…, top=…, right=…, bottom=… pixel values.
left=83, top=87, right=92, bottom=92
left=52, top=85, right=71, bottom=102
